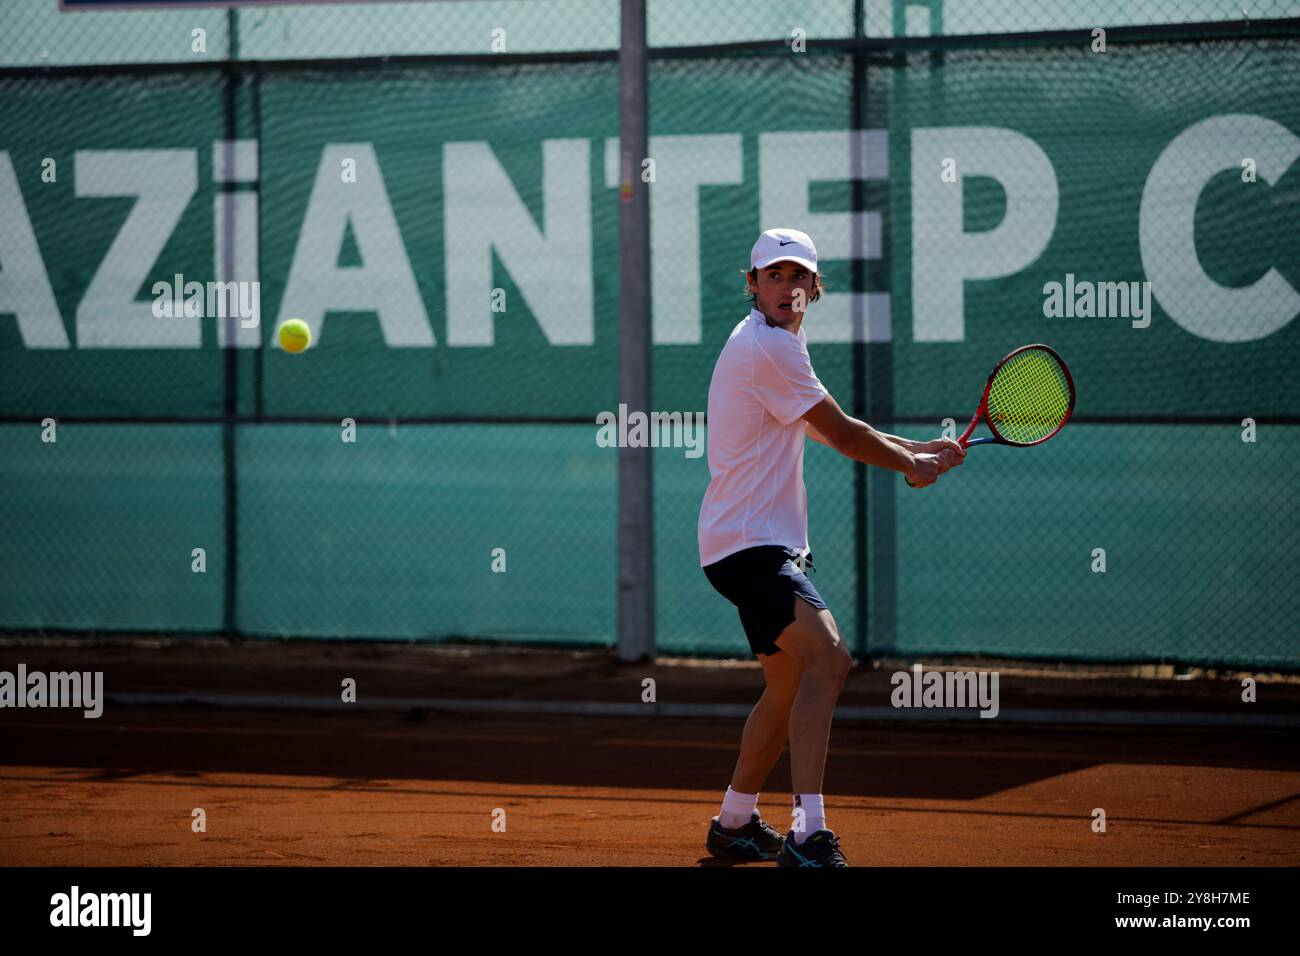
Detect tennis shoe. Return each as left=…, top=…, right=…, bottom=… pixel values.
left=777, top=829, right=849, bottom=867
left=706, top=811, right=784, bottom=861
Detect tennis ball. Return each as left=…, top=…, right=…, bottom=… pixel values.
left=278, top=318, right=311, bottom=353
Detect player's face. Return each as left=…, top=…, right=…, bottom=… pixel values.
left=750, top=261, right=815, bottom=327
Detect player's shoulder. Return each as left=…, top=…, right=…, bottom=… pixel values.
left=717, top=313, right=760, bottom=354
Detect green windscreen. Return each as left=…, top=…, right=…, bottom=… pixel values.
left=1, top=3, right=1297, bottom=668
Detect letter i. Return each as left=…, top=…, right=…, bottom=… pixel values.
left=212, top=139, right=261, bottom=347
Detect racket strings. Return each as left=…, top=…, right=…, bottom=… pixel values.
left=986, top=350, right=1073, bottom=444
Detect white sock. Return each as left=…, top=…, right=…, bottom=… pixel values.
left=792, top=793, right=826, bottom=844
left=719, top=786, right=759, bottom=830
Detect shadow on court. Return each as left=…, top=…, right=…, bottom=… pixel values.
left=2, top=704, right=1298, bottom=802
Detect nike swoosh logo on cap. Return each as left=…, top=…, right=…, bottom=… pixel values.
left=779, top=239, right=795, bottom=246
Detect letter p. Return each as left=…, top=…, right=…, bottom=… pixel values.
left=910, top=127, right=1059, bottom=341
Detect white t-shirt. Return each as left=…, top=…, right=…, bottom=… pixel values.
left=698, top=308, right=829, bottom=567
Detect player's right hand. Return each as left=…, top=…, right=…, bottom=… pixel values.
left=936, top=446, right=964, bottom=473
left=906, top=453, right=942, bottom=488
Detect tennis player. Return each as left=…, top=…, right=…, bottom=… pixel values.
left=701, top=227, right=964, bottom=867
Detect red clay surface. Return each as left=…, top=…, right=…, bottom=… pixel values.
left=0, top=641, right=1297, bottom=866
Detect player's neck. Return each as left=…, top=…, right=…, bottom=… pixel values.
left=761, top=309, right=802, bottom=336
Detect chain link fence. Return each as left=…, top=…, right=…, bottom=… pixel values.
left=2, top=1, right=1298, bottom=668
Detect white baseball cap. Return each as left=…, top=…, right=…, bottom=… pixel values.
left=750, top=227, right=818, bottom=273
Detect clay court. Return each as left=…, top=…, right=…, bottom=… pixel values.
left=2, top=641, right=1297, bottom=867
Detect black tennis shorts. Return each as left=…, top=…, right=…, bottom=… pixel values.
left=703, top=545, right=828, bottom=657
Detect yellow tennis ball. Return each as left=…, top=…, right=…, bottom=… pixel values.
left=278, top=318, right=311, bottom=353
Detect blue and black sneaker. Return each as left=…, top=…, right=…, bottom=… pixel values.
left=705, top=811, right=784, bottom=861
left=777, top=829, right=849, bottom=867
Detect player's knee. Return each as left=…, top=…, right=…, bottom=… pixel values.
left=816, top=614, right=852, bottom=679
left=806, top=637, right=852, bottom=684
left=781, top=601, right=850, bottom=676
left=826, top=645, right=853, bottom=683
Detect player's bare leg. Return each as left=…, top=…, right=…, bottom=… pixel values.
left=773, top=596, right=852, bottom=795
left=728, top=646, right=803, bottom=793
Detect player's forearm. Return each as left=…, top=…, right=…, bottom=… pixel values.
left=835, top=421, right=916, bottom=473
left=876, top=431, right=928, bottom=453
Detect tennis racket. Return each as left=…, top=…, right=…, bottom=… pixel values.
left=907, top=343, right=1075, bottom=486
